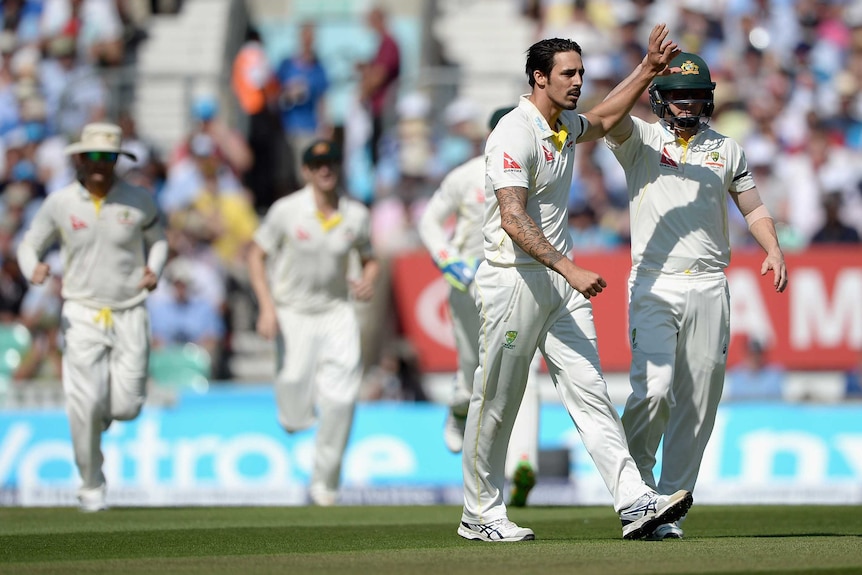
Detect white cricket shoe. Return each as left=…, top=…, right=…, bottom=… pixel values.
left=646, top=520, right=685, bottom=540
left=620, top=489, right=692, bottom=540
left=309, top=485, right=338, bottom=507
left=443, top=411, right=467, bottom=453
left=457, top=518, right=535, bottom=542
left=78, top=485, right=108, bottom=513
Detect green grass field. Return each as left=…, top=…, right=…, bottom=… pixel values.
left=2, top=505, right=861, bottom=574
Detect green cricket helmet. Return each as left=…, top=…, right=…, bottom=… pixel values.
left=649, top=52, right=716, bottom=129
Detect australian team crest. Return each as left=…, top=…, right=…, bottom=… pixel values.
left=117, top=209, right=135, bottom=226
left=503, top=330, right=518, bottom=349
left=710, top=152, right=720, bottom=162
left=680, top=60, right=700, bottom=75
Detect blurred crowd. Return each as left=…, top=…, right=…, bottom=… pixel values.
left=0, top=0, right=860, bottom=398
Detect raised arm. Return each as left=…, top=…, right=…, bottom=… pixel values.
left=580, top=23, right=679, bottom=143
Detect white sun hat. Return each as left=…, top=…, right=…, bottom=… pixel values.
left=64, top=122, right=137, bottom=161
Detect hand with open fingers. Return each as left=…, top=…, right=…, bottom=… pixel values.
left=438, top=257, right=478, bottom=292
left=761, top=252, right=788, bottom=293
left=644, top=23, right=681, bottom=76
left=566, top=266, right=607, bottom=300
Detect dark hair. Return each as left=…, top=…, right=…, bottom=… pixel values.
left=245, top=25, right=261, bottom=43
left=525, top=38, right=582, bottom=87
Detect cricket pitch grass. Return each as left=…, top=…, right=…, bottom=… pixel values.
left=2, top=504, right=861, bottom=574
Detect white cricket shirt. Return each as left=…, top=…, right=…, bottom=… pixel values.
left=17, top=179, right=165, bottom=309
left=253, top=186, right=373, bottom=313
left=606, top=117, right=755, bottom=273
left=418, top=155, right=486, bottom=263
left=483, top=95, right=586, bottom=266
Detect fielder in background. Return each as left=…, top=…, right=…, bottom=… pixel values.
left=458, top=24, right=693, bottom=543
left=17, top=122, right=168, bottom=512
left=604, top=52, right=788, bottom=540
left=418, top=106, right=540, bottom=509
left=248, top=139, right=379, bottom=506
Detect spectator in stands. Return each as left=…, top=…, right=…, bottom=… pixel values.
left=0, top=31, right=17, bottom=90
left=276, top=20, right=329, bottom=192
left=1, top=0, right=42, bottom=45
left=0, top=214, right=27, bottom=323
left=567, top=200, right=622, bottom=251
left=160, top=130, right=245, bottom=214
left=724, top=337, right=786, bottom=402
left=166, top=133, right=258, bottom=278
left=232, top=24, right=282, bottom=213
left=114, top=110, right=165, bottom=193
left=810, top=192, right=861, bottom=245
left=39, top=0, right=126, bottom=67
left=170, top=92, right=253, bottom=179
left=0, top=180, right=42, bottom=246
left=434, top=97, right=484, bottom=177
left=38, top=33, right=108, bottom=138
left=14, top=250, right=62, bottom=382
left=357, top=6, right=400, bottom=167
left=147, top=256, right=225, bottom=367
left=165, top=132, right=258, bottom=362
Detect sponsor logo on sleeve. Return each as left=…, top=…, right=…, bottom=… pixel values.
left=502, top=153, right=522, bottom=171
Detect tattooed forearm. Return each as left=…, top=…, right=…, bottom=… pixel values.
left=497, top=187, right=566, bottom=268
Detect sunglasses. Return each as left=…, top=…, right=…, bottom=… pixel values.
left=307, top=160, right=339, bottom=171
left=83, top=151, right=119, bottom=162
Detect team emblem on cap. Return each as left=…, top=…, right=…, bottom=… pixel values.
left=679, top=60, right=700, bottom=75
left=312, top=142, right=330, bottom=155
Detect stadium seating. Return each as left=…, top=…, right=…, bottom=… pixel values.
left=148, top=343, right=212, bottom=393
left=0, top=322, right=33, bottom=383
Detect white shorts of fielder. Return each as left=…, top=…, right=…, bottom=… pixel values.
left=462, top=263, right=650, bottom=524
left=274, top=301, right=362, bottom=501
left=61, top=300, right=149, bottom=497
left=448, top=285, right=539, bottom=479
left=623, top=270, right=730, bottom=495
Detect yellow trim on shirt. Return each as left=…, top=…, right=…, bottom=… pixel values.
left=91, top=195, right=105, bottom=216
left=316, top=211, right=343, bottom=232
left=550, top=125, right=569, bottom=151
left=677, top=136, right=689, bottom=163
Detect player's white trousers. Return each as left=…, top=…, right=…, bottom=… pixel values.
left=461, top=264, right=649, bottom=524
left=61, top=300, right=149, bottom=495
left=622, top=269, right=730, bottom=495
left=449, top=285, right=540, bottom=478
left=274, top=301, right=362, bottom=495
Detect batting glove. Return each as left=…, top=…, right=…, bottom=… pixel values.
left=438, top=257, right=478, bottom=292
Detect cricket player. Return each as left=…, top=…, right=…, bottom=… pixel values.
left=604, top=52, right=788, bottom=539
left=458, top=25, right=693, bottom=542
left=17, top=122, right=168, bottom=512
left=248, top=139, right=379, bottom=506
left=419, top=106, right=540, bottom=508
